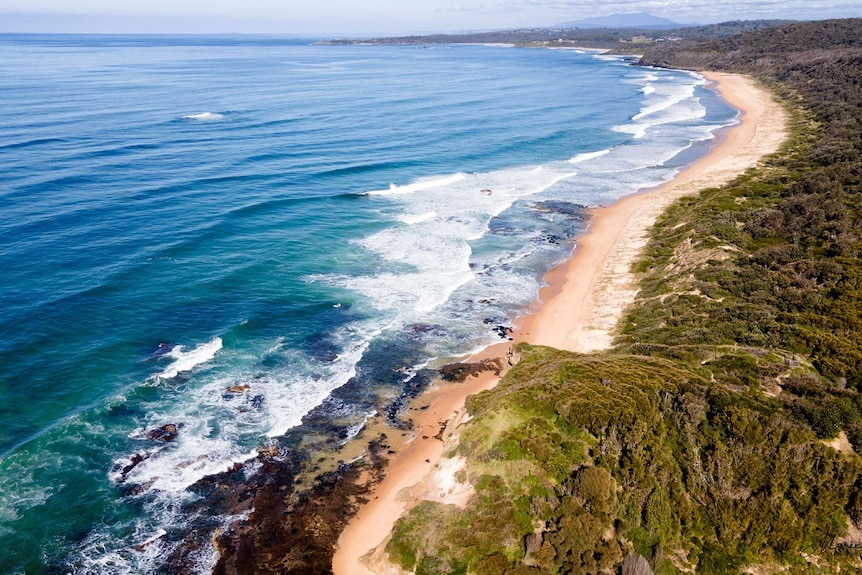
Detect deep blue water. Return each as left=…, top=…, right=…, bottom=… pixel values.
left=0, top=34, right=736, bottom=573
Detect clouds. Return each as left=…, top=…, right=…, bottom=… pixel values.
left=487, top=0, right=862, bottom=22
left=2, top=0, right=861, bottom=33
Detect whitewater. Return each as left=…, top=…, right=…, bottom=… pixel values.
left=0, top=34, right=736, bottom=573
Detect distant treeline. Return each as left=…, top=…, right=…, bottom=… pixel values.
left=319, top=20, right=795, bottom=49
left=384, top=18, right=862, bottom=575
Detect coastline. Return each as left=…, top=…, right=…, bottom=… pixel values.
left=518, top=71, right=788, bottom=353
left=333, top=71, right=788, bottom=575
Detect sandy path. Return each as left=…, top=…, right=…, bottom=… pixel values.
left=332, top=71, right=787, bottom=575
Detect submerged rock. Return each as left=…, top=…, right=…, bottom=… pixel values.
left=492, top=324, right=514, bottom=339
left=132, top=529, right=167, bottom=552
left=119, top=452, right=149, bottom=479
left=146, top=423, right=179, bottom=443
left=532, top=200, right=588, bottom=217
left=166, top=438, right=390, bottom=575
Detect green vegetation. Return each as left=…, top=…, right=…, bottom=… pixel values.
left=388, top=348, right=862, bottom=574
left=385, top=18, right=862, bottom=575
left=319, top=20, right=792, bottom=50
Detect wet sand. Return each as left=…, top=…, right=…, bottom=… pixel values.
left=332, top=71, right=788, bottom=575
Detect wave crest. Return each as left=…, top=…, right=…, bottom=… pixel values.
left=158, top=337, right=223, bottom=379
left=182, top=112, right=225, bottom=122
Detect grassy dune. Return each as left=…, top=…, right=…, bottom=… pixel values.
left=385, top=19, right=862, bottom=575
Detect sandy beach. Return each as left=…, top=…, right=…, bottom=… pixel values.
left=332, top=71, right=788, bottom=575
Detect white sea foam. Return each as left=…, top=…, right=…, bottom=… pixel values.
left=118, top=434, right=259, bottom=494
left=183, top=111, right=225, bottom=122
left=263, top=338, right=371, bottom=438
left=340, top=410, right=377, bottom=446
left=18, top=47, right=740, bottom=575
left=103, top=59, right=730, bottom=567
left=0, top=466, right=54, bottom=529
left=366, top=173, right=466, bottom=196
left=632, top=84, right=696, bottom=121
left=397, top=211, right=437, bottom=224
left=613, top=77, right=709, bottom=140
left=320, top=164, right=585, bottom=323
left=612, top=122, right=649, bottom=139
left=70, top=488, right=239, bottom=575
left=157, top=337, right=223, bottom=379
left=112, top=329, right=378, bottom=497
left=568, top=149, right=611, bottom=164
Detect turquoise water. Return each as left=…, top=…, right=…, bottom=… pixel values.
left=0, top=34, right=736, bottom=573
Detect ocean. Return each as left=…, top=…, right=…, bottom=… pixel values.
left=0, top=34, right=736, bottom=573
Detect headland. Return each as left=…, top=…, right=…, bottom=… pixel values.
left=333, top=70, right=788, bottom=575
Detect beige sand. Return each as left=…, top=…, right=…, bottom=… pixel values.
left=333, top=368, right=501, bottom=575
left=521, top=72, right=787, bottom=352
left=332, top=71, right=787, bottom=575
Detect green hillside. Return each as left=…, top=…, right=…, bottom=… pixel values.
left=385, top=19, right=862, bottom=575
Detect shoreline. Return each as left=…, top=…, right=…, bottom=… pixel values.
left=518, top=71, right=788, bottom=353
left=332, top=71, right=788, bottom=575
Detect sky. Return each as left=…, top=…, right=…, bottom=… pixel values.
left=2, top=0, right=862, bottom=34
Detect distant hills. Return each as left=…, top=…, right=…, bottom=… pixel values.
left=320, top=19, right=798, bottom=49
left=373, top=17, right=862, bottom=575
left=557, top=12, right=683, bottom=30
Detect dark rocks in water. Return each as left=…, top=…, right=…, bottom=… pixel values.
left=224, top=385, right=264, bottom=412
left=249, top=394, right=264, bottom=410
left=237, top=394, right=265, bottom=414
left=536, top=233, right=562, bottom=245
left=384, top=370, right=431, bottom=429
left=118, top=452, right=150, bottom=481
left=488, top=218, right=522, bottom=236
left=405, top=323, right=446, bottom=335
left=491, top=324, right=514, bottom=339
left=156, top=326, right=444, bottom=573
left=532, top=200, right=589, bottom=218
left=125, top=480, right=155, bottom=497
left=403, top=323, right=446, bottom=340
left=187, top=461, right=254, bottom=502
left=166, top=438, right=390, bottom=575
left=146, top=423, right=179, bottom=443
left=132, top=529, right=167, bottom=552
left=438, top=357, right=503, bottom=382
left=115, top=423, right=181, bottom=486
left=306, top=335, right=340, bottom=363
left=151, top=342, right=174, bottom=357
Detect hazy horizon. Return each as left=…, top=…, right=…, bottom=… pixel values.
left=2, top=1, right=862, bottom=35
